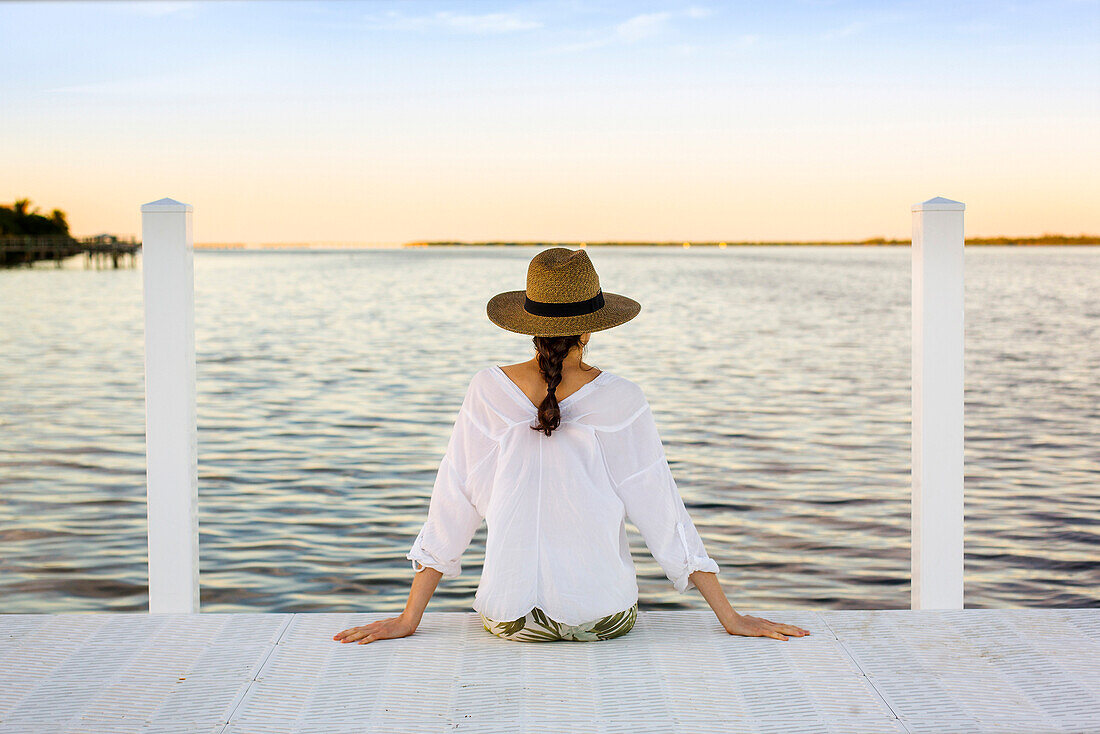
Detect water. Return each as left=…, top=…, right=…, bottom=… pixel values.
left=1, top=246, right=1097, bottom=613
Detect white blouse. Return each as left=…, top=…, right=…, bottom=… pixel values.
left=406, top=364, right=721, bottom=626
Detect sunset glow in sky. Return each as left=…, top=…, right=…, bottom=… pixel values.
left=2, top=1, right=1098, bottom=243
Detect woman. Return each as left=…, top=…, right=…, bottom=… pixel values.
left=335, top=248, right=809, bottom=644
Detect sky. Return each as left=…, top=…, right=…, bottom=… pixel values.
left=1, top=0, right=1098, bottom=244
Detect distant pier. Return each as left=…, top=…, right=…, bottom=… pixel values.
left=0, top=234, right=140, bottom=269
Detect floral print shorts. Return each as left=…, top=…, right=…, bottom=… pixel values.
left=479, top=603, right=638, bottom=642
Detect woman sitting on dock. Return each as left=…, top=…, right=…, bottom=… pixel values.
left=335, top=248, right=809, bottom=644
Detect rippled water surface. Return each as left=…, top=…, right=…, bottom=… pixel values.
left=1, top=246, right=1097, bottom=613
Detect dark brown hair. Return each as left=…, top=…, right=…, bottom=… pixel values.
left=530, top=334, right=591, bottom=437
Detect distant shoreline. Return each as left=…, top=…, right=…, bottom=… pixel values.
left=404, top=236, right=1100, bottom=248
left=191, top=235, right=1100, bottom=250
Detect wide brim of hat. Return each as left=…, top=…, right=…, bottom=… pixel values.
left=486, top=290, right=641, bottom=337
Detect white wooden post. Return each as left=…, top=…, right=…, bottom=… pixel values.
left=911, top=196, right=965, bottom=610
left=140, top=198, right=199, bottom=613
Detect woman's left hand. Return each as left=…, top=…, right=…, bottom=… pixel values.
left=333, top=615, right=417, bottom=644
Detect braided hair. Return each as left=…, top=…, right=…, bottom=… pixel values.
left=530, top=334, right=590, bottom=437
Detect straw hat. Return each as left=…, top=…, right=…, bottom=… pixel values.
left=486, top=247, right=641, bottom=337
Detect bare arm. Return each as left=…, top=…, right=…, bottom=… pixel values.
left=334, top=566, right=443, bottom=644
left=690, top=570, right=810, bottom=641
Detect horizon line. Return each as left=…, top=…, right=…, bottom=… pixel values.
left=190, top=234, right=1100, bottom=250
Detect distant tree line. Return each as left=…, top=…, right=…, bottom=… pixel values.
left=859, top=235, right=1100, bottom=245
left=408, top=234, right=1100, bottom=247
left=0, top=199, right=71, bottom=237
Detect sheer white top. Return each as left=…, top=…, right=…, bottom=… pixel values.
left=406, top=364, right=721, bottom=626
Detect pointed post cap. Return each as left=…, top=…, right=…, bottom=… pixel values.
left=912, top=196, right=964, bottom=212
left=141, top=198, right=193, bottom=213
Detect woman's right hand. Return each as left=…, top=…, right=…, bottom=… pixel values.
left=723, top=613, right=810, bottom=641
left=333, top=614, right=417, bottom=644
left=688, top=570, right=811, bottom=641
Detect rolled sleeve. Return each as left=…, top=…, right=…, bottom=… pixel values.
left=596, top=399, right=721, bottom=593
left=406, top=375, right=497, bottom=579
left=406, top=452, right=483, bottom=578
left=672, top=519, right=721, bottom=593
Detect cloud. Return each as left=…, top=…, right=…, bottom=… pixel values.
left=362, top=10, right=542, bottom=34
left=819, top=11, right=909, bottom=41
left=614, top=12, right=673, bottom=42
left=820, top=20, right=869, bottom=40
left=557, top=6, right=714, bottom=52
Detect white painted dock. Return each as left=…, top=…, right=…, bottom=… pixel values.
left=2, top=610, right=1098, bottom=733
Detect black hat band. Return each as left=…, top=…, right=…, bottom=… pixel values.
left=523, top=290, right=605, bottom=317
